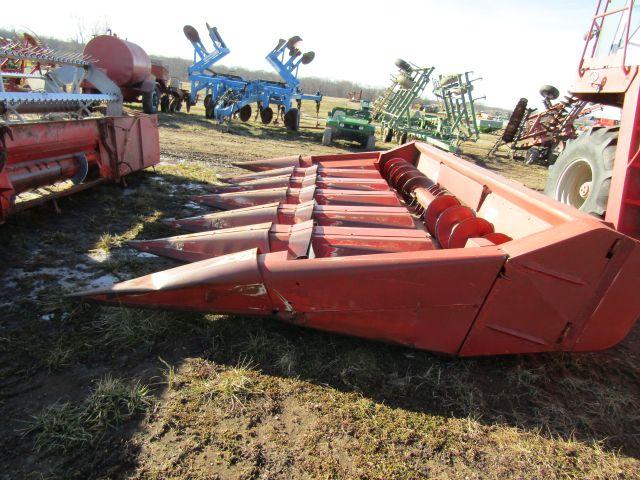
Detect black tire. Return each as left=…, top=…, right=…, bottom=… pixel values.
left=239, top=104, right=252, bottom=122
left=175, top=101, right=182, bottom=112
left=395, top=58, right=412, bottom=73
left=502, top=98, right=528, bottom=143
left=398, top=132, right=408, bottom=145
left=260, top=106, right=274, bottom=124
left=544, top=127, right=617, bottom=217
left=322, top=127, right=332, bottom=146
left=160, top=95, right=170, bottom=113
left=524, top=147, right=540, bottom=165
left=284, top=108, right=300, bottom=131
left=169, top=99, right=179, bottom=113
left=204, top=94, right=215, bottom=119
left=384, top=128, right=394, bottom=143
left=364, top=134, right=376, bottom=150
left=142, top=85, right=160, bottom=114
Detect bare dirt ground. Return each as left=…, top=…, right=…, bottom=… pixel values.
left=1, top=98, right=639, bottom=479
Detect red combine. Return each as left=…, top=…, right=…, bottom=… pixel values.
left=78, top=1, right=640, bottom=356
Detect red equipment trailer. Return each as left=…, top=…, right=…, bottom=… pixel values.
left=83, top=33, right=192, bottom=114
left=77, top=1, right=640, bottom=356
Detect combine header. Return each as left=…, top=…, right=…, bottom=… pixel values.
left=184, top=23, right=321, bottom=130
left=373, top=60, right=482, bottom=152
left=78, top=140, right=640, bottom=356
left=76, top=1, right=640, bottom=357
left=0, top=34, right=159, bottom=221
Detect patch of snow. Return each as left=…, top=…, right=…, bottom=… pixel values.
left=40, top=313, right=54, bottom=322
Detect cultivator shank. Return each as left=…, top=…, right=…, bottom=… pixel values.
left=78, top=141, right=640, bottom=356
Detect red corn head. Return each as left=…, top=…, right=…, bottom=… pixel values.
left=77, top=142, right=640, bottom=357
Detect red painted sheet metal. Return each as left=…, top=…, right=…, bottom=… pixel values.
left=0, top=115, right=160, bottom=221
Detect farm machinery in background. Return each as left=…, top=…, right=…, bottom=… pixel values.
left=322, top=101, right=376, bottom=149
left=489, top=85, right=601, bottom=165
left=184, top=23, right=322, bottom=130
left=82, top=32, right=192, bottom=115
left=0, top=33, right=159, bottom=222
left=372, top=59, right=482, bottom=152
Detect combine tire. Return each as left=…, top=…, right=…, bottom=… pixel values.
left=142, top=85, right=160, bottom=114
left=395, top=58, right=412, bottom=73
left=364, top=134, right=376, bottom=150
left=502, top=98, right=528, bottom=143
left=284, top=108, right=300, bottom=131
left=544, top=126, right=617, bottom=217
left=239, top=104, right=252, bottom=122
left=260, top=106, right=274, bottom=124
left=322, top=128, right=332, bottom=146
left=160, top=95, right=170, bottom=113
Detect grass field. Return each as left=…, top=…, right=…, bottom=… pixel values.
left=1, top=98, right=639, bottom=479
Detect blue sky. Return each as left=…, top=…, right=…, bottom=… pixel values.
left=4, top=1, right=598, bottom=109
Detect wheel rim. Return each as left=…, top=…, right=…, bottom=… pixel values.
left=555, top=158, right=593, bottom=209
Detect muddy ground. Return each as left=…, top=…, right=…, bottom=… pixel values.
left=0, top=99, right=638, bottom=479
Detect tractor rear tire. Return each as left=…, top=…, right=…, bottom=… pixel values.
left=365, top=134, right=376, bottom=150
left=260, top=106, right=274, bottom=124
left=239, top=104, right=252, bottom=122
left=544, top=126, right=617, bottom=217
left=322, top=128, right=332, bottom=146
left=285, top=108, right=300, bottom=131
left=142, top=85, right=160, bottom=114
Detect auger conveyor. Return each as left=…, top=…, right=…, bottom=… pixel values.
left=78, top=142, right=640, bottom=356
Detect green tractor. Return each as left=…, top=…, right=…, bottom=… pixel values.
left=322, top=102, right=376, bottom=150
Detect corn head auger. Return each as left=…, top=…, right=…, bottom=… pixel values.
left=76, top=141, right=640, bottom=357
